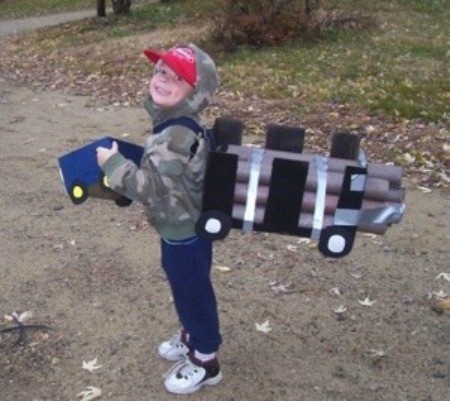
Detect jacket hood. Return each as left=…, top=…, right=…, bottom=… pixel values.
left=144, top=43, right=219, bottom=125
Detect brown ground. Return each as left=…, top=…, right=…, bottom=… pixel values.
left=0, top=77, right=449, bottom=401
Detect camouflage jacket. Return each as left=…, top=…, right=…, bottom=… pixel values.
left=101, top=44, right=219, bottom=240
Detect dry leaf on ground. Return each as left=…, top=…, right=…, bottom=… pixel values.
left=255, top=320, right=272, bottom=333
left=82, top=358, right=103, bottom=373
left=358, top=297, right=376, bottom=307
left=76, top=386, right=102, bottom=401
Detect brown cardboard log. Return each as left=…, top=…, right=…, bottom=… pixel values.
left=232, top=204, right=388, bottom=235
left=234, top=183, right=269, bottom=205
left=233, top=185, right=401, bottom=213
left=235, top=163, right=392, bottom=200
left=227, top=144, right=403, bottom=185
left=383, top=188, right=405, bottom=202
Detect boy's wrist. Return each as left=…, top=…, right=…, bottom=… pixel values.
left=102, top=152, right=127, bottom=176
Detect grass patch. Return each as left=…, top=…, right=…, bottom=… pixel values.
left=395, top=0, right=448, bottom=13
left=219, top=1, right=449, bottom=122
left=105, top=1, right=185, bottom=37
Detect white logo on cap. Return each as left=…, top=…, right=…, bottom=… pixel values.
left=173, top=47, right=195, bottom=64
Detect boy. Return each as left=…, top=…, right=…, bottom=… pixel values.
left=96, top=44, right=222, bottom=395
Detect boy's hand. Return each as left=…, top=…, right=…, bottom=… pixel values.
left=96, top=141, right=118, bottom=167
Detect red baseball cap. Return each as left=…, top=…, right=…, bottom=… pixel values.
left=144, top=46, right=197, bottom=87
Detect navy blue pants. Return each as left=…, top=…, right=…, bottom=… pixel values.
left=161, top=236, right=222, bottom=354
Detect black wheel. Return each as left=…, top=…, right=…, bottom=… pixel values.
left=196, top=210, right=232, bottom=240
left=115, top=196, right=133, bottom=207
left=69, top=181, right=88, bottom=204
left=318, top=226, right=356, bottom=258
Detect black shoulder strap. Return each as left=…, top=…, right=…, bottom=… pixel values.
left=153, top=116, right=216, bottom=151
left=152, top=116, right=202, bottom=135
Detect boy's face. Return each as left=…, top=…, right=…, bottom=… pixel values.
left=149, top=61, right=194, bottom=109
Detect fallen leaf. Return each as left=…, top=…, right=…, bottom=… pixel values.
left=213, top=265, right=232, bottom=272
left=427, top=290, right=448, bottom=300
left=433, top=298, right=450, bottom=312
left=366, top=383, right=387, bottom=392
left=358, top=297, right=376, bottom=306
left=403, top=152, right=415, bottom=164
left=417, top=185, right=432, bottom=193
left=5, top=311, right=33, bottom=322
left=368, top=349, right=387, bottom=358
left=82, top=358, right=103, bottom=373
left=268, top=280, right=293, bottom=295
left=330, top=287, right=341, bottom=296
left=365, top=124, right=377, bottom=134
left=436, top=272, right=450, bottom=282
left=255, top=320, right=272, bottom=333
left=333, top=305, right=347, bottom=314
left=77, top=386, right=102, bottom=401
left=18, top=311, right=33, bottom=322
left=257, top=252, right=274, bottom=261
left=361, top=233, right=378, bottom=239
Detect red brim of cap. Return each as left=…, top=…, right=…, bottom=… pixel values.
left=143, top=49, right=162, bottom=64
left=143, top=48, right=196, bottom=87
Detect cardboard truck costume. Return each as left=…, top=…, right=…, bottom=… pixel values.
left=58, top=118, right=405, bottom=258
left=58, top=137, right=144, bottom=206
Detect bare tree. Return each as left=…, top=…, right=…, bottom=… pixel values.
left=97, top=0, right=106, bottom=17
left=112, top=0, right=132, bottom=14
left=97, top=0, right=132, bottom=16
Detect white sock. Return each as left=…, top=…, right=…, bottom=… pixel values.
left=194, top=349, right=216, bottom=362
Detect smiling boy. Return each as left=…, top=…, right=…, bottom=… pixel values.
left=96, top=44, right=222, bottom=395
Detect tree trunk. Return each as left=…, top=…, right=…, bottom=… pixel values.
left=112, top=0, right=132, bottom=14
left=97, top=0, right=106, bottom=17
left=305, top=0, right=324, bottom=15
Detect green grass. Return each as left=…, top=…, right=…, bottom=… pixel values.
left=219, top=1, right=449, bottom=122
left=396, top=0, right=448, bottom=13
left=104, top=1, right=185, bottom=37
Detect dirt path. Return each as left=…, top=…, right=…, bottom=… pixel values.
left=0, top=10, right=101, bottom=37
left=0, top=80, right=449, bottom=400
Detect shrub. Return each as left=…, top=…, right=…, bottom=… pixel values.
left=186, top=0, right=374, bottom=52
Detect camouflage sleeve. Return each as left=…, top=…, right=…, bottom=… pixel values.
left=101, top=126, right=197, bottom=204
